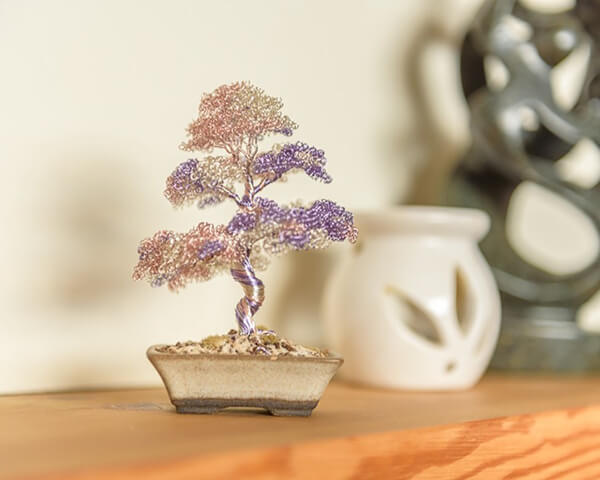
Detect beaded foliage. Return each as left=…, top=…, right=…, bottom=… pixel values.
left=133, top=81, right=357, bottom=334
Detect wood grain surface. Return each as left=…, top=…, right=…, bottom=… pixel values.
left=2, top=374, right=600, bottom=479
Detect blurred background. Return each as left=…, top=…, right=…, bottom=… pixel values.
left=2, top=0, right=595, bottom=393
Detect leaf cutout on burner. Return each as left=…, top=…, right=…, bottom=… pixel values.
left=385, top=285, right=443, bottom=346
left=455, top=267, right=476, bottom=336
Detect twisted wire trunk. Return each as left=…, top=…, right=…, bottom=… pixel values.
left=231, top=255, right=264, bottom=334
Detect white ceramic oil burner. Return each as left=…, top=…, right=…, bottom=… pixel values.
left=322, top=207, right=501, bottom=390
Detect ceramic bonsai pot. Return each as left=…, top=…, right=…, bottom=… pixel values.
left=147, top=345, right=343, bottom=416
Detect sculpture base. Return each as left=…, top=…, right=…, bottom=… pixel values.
left=491, top=309, right=600, bottom=371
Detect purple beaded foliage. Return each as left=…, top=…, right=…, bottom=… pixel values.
left=198, top=240, right=225, bottom=260
left=227, top=197, right=357, bottom=250
left=170, top=159, right=201, bottom=197
left=164, top=156, right=241, bottom=208
left=253, top=142, right=332, bottom=183
left=276, top=127, right=294, bottom=136
left=226, top=212, right=257, bottom=234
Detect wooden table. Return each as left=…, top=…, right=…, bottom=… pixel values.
left=3, top=374, right=600, bottom=479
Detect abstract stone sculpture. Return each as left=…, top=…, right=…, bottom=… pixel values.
left=446, top=0, right=600, bottom=370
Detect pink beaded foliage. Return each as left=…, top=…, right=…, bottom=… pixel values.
left=133, top=81, right=357, bottom=334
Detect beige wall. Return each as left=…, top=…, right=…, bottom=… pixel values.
left=0, top=0, right=480, bottom=393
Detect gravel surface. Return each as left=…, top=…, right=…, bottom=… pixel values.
left=156, top=329, right=327, bottom=357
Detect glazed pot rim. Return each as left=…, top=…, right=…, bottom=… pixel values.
left=147, top=344, right=344, bottom=364
left=355, top=206, right=490, bottom=240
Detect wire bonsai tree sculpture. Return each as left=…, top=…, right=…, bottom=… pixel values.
left=133, top=81, right=357, bottom=335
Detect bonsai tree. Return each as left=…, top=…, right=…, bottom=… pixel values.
left=133, top=81, right=357, bottom=335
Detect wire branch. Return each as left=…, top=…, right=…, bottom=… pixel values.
left=253, top=175, right=279, bottom=195
left=214, top=184, right=243, bottom=206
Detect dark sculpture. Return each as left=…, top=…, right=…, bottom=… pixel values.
left=446, top=0, right=600, bottom=370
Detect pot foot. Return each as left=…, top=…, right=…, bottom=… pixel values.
left=172, top=398, right=319, bottom=416
left=269, top=408, right=313, bottom=417
left=175, top=406, right=221, bottom=414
